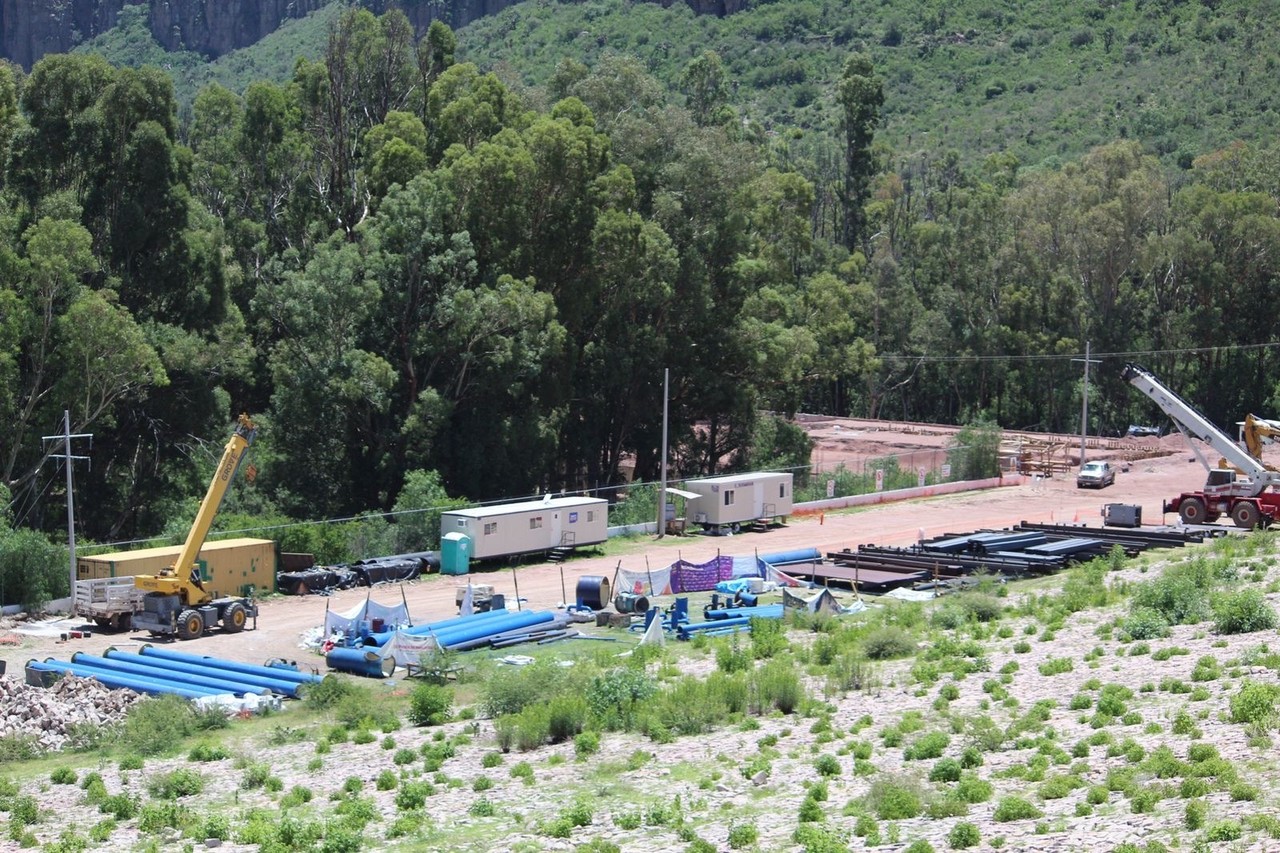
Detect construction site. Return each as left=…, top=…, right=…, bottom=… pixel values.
left=3, top=364, right=1280, bottom=852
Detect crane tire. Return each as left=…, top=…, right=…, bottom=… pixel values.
left=177, top=609, right=205, bottom=640
left=1232, top=502, right=1261, bottom=530
left=1179, top=498, right=1207, bottom=525
left=223, top=602, right=247, bottom=633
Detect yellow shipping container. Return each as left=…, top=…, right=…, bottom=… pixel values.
left=76, top=538, right=276, bottom=598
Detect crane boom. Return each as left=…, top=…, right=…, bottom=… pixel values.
left=170, top=413, right=258, bottom=586
left=1122, top=363, right=1280, bottom=529
left=130, top=414, right=262, bottom=638
left=1120, top=363, right=1279, bottom=497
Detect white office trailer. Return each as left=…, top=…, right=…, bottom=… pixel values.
left=440, top=496, right=609, bottom=560
left=681, top=471, right=794, bottom=531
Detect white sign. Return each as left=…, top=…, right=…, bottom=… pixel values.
left=874, top=469, right=884, bottom=491
left=941, top=463, right=951, bottom=478
left=826, top=479, right=836, bottom=498
left=917, top=467, right=928, bottom=487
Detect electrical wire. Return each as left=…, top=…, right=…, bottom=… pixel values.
left=875, top=341, right=1280, bottom=364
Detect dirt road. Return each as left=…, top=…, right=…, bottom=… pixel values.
left=0, top=442, right=1216, bottom=677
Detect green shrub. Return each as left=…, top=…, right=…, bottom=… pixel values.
left=929, top=758, right=961, bottom=783
left=1037, top=657, right=1073, bottom=676
left=751, top=658, right=805, bottom=714
left=993, top=796, right=1042, bottom=822
left=146, top=767, right=204, bottom=799
left=904, top=841, right=935, bottom=853
left=375, top=770, right=398, bottom=791
left=727, top=821, right=759, bottom=848
left=1205, top=819, right=1242, bottom=841
left=49, top=766, right=77, bottom=785
left=118, top=695, right=198, bottom=757
left=1214, top=589, right=1277, bottom=635
left=950, top=774, right=991, bottom=805
left=547, top=694, right=589, bottom=742
left=904, top=731, right=949, bottom=760
left=1184, top=798, right=1208, bottom=830
left=187, top=742, right=230, bottom=762
left=814, top=754, right=841, bottom=777
left=863, top=626, right=916, bottom=660
left=302, top=675, right=358, bottom=710
left=948, top=822, right=980, bottom=849
left=395, top=780, right=434, bottom=811
left=574, top=731, right=601, bottom=758
left=1230, top=681, right=1280, bottom=723
left=798, top=796, right=825, bottom=822
left=586, top=666, right=655, bottom=727
left=865, top=776, right=923, bottom=819
left=470, top=798, right=495, bottom=817
left=510, top=761, right=534, bottom=781
left=1132, top=561, right=1214, bottom=625
left=1122, top=607, right=1170, bottom=640
left=959, top=745, right=984, bottom=768
left=408, top=682, right=452, bottom=727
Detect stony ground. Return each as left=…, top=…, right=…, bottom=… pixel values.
left=2, top=419, right=1274, bottom=851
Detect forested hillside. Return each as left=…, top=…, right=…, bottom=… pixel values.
left=1, top=3, right=1279, bottom=564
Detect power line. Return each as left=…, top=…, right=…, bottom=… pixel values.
left=875, top=341, right=1280, bottom=364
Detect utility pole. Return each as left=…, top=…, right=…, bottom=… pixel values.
left=656, top=368, right=670, bottom=540
left=42, top=411, right=92, bottom=603
left=1071, top=342, right=1100, bottom=466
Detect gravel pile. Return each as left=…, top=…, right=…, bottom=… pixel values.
left=0, top=673, right=140, bottom=749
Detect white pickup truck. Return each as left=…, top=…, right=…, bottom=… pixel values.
left=73, top=577, right=142, bottom=631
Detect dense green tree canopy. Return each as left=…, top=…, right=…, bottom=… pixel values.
left=3, top=7, right=1280, bottom=552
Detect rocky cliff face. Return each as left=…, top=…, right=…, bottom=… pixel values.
left=1, top=0, right=732, bottom=71
left=149, top=0, right=329, bottom=57
left=0, top=0, right=126, bottom=69
left=0, top=0, right=329, bottom=69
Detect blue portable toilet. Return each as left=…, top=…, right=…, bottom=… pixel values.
left=441, top=532, right=471, bottom=575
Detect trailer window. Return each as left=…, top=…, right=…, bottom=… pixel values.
left=484, top=522, right=497, bottom=535
left=587, top=511, right=595, bottom=522
left=780, top=483, right=786, bottom=498
left=530, top=516, right=543, bottom=529
left=724, top=490, right=735, bottom=506
left=457, top=519, right=467, bottom=528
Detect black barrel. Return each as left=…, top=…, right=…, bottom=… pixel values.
left=614, top=592, right=650, bottom=614
left=576, top=575, right=612, bottom=610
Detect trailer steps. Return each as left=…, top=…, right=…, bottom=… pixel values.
left=547, top=546, right=574, bottom=563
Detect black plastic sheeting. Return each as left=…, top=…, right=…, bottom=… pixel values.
left=278, top=551, right=440, bottom=595
left=277, top=568, right=358, bottom=595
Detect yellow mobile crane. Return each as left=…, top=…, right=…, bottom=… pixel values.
left=131, top=414, right=261, bottom=639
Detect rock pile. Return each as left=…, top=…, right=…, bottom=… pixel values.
left=0, top=673, right=140, bottom=750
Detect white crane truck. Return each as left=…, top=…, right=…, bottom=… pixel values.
left=1122, top=363, right=1280, bottom=529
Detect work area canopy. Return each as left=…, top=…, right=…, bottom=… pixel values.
left=665, top=488, right=701, bottom=500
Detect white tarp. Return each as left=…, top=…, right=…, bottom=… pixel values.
left=324, top=598, right=410, bottom=637
left=378, top=630, right=440, bottom=668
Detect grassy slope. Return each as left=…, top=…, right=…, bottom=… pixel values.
left=456, top=0, right=1280, bottom=168
left=7, top=533, right=1280, bottom=850
left=68, top=0, right=1280, bottom=167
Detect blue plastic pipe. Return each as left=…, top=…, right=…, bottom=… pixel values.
left=363, top=607, right=511, bottom=646
left=74, top=652, right=272, bottom=696
left=29, top=659, right=223, bottom=700
left=326, top=646, right=395, bottom=678
left=100, top=649, right=302, bottom=697
left=138, top=644, right=324, bottom=685
left=678, top=616, right=753, bottom=636
left=705, top=604, right=786, bottom=621
left=758, top=548, right=822, bottom=566
left=431, top=610, right=556, bottom=648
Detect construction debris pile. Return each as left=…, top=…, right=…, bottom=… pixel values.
left=0, top=674, right=140, bottom=750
